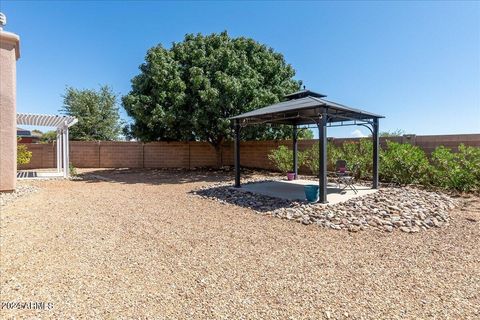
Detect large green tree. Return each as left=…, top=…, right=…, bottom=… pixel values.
left=61, top=85, right=122, bottom=141
left=39, top=130, right=57, bottom=143
left=123, top=31, right=304, bottom=165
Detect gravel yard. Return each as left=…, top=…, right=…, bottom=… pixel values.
left=1, top=169, right=479, bottom=319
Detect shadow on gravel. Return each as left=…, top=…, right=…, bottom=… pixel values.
left=77, top=168, right=260, bottom=186
left=191, top=182, right=297, bottom=212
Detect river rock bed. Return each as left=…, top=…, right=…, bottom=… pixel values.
left=193, top=179, right=458, bottom=233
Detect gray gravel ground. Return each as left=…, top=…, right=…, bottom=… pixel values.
left=0, top=169, right=479, bottom=319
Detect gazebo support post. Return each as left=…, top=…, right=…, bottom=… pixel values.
left=293, top=124, right=298, bottom=179
left=234, top=120, right=241, bottom=188
left=318, top=112, right=328, bottom=203
left=372, top=118, right=379, bottom=189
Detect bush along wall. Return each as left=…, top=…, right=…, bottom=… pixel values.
left=271, top=139, right=480, bottom=192
left=379, top=141, right=431, bottom=185
left=17, top=142, right=32, bottom=165
left=430, top=144, right=480, bottom=192
left=268, top=145, right=306, bottom=174
left=381, top=141, right=480, bottom=192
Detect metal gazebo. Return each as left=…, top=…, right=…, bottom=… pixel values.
left=230, top=90, right=384, bottom=203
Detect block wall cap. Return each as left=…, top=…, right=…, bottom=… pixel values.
left=0, top=30, right=20, bottom=59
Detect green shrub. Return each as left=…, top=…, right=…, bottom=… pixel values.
left=285, top=137, right=480, bottom=192
left=17, top=143, right=32, bottom=165
left=336, top=139, right=373, bottom=179
left=304, top=139, right=371, bottom=178
left=304, top=143, right=318, bottom=175
left=69, top=163, right=78, bottom=176
left=268, top=145, right=304, bottom=174
left=379, top=141, right=431, bottom=185
left=305, top=141, right=341, bottom=175
left=356, top=139, right=374, bottom=179
left=431, top=144, right=480, bottom=192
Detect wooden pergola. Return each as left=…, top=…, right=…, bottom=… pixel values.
left=17, top=113, right=78, bottom=177
left=230, top=90, right=384, bottom=203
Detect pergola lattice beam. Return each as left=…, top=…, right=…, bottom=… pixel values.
left=17, top=113, right=78, bottom=129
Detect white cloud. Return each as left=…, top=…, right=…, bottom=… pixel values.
left=351, top=129, right=367, bottom=138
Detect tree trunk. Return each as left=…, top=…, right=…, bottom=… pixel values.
left=214, top=145, right=222, bottom=168
left=209, top=136, right=224, bottom=169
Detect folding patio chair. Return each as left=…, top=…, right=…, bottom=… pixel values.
left=335, top=160, right=358, bottom=194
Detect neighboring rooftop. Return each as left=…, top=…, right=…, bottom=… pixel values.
left=16, top=127, right=32, bottom=137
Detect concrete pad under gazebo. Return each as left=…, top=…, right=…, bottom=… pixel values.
left=238, top=180, right=377, bottom=205
left=230, top=89, right=385, bottom=203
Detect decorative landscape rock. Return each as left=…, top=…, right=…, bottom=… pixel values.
left=193, top=178, right=458, bottom=233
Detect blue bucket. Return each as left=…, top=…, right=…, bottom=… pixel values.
left=304, top=185, right=319, bottom=203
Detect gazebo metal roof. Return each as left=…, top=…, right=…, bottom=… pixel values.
left=230, top=96, right=384, bottom=125
left=284, top=89, right=327, bottom=100
left=17, top=113, right=78, bottom=129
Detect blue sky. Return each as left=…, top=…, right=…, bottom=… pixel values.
left=3, top=1, right=479, bottom=137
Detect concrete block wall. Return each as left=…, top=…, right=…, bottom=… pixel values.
left=70, top=142, right=100, bottom=168
left=18, top=143, right=55, bottom=169
left=189, top=142, right=218, bottom=168
left=143, top=142, right=189, bottom=168
left=414, top=134, right=480, bottom=154
left=17, top=134, right=480, bottom=171
left=99, top=142, right=143, bottom=168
